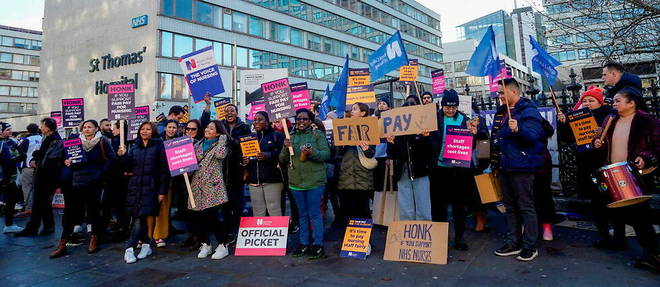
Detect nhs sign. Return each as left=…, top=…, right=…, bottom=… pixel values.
left=131, top=15, right=148, bottom=28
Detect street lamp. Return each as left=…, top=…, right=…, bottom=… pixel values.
left=525, top=75, right=540, bottom=101
left=566, top=68, right=582, bottom=103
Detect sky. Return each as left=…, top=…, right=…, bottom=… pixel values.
left=0, top=0, right=544, bottom=41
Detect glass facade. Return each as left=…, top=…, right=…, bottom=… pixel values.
left=0, top=52, right=39, bottom=65
left=0, top=35, right=41, bottom=50
left=457, top=10, right=514, bottom=59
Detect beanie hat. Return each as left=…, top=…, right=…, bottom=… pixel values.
left=441, top=89, right=459, bottom=107
left=573, top=86, right=604, bottom=110
left=0, top=122, right=11, bottom=132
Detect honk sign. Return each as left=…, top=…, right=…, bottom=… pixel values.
left=384, top=221, right=448, bottom=265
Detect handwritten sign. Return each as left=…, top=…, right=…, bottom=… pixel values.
left=239, top=135, right=261, bottom=158
left=399, top=59, right=419, bottom=84
left=291, top=82, right=311, bottom=110
left=441, top=126, right=473, bottom=168
left=164, top=136, right=199, bottom=177
left=262, top=78, right=295, bottom=120
left=214, top=98, right=232, bottom=120
left=63, top=138, right=86, bottom=164
left=178, top=46, right=225, bottom=102
left=332, top=117, right=380, bottom=146
left=127, top=106, right=150, bottom=141
left=431, top=69, right=446, bottom=96
left=107, top=84, right=136, bottom=120
left=384, top=221, right=448, bottom=265
left=340, top=218, right=373, bottom=260
left=346, top=68, right=376, bottom=107
left=567, top=108, right=598, bottom=151
left=62, top=98, right=84, bottom=128
left=50, top=111, right=63, bottom=129
left=380, top=104, right=438, bottom=136
left=235, top=216, right=289, bottom=256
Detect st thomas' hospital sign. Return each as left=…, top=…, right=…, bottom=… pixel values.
left=89, top=47, right=146, bottom=95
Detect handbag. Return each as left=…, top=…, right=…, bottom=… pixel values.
left=356, top=146, right=377, bottom=169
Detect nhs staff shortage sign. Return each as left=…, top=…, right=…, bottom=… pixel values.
left=178, top=46, right=225, bottom=103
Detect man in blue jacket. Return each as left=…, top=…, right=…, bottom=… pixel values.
left=492, top=78, right=545, bottom=262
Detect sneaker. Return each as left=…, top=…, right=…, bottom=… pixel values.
left=155, top=239, right=166, bottom=248
left=137, top=244, right=152, bottom=259
left=124, top=247, right=137, bottom=264
left=494, top=243, right=521, bottom=256
left=86, top=224, right=92, bottom=233
left=308, top=245, right=325, bottom=260
left=3, top=225, right=24, bottom=233
left=197, top=243, right=213, bottom=258
left=542, top=223, right=553, bottom=241
left=66, top=233, right=85, bottom=247
left=211, top=244, right=229, bottom=260
left=292, top=245, right=309, bottom=257
left=366, top=244, right=372, bottom=256
left=73, top=225, right=83, bottom=233
left=289, top=224, right=300, bottom=234
left=516, top=248, right=538, bottom=262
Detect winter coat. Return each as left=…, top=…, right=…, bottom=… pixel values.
left=492, top=97, right=546, bottom=172
left=387, top=133, right=433, bottom=182
left=245, top=128, right=284, bottom=185
left=430, top=111, right=489, bottom=169
left=0, top=138, right=23, bottom=184
left=596, top=110, right=659, bottom=168
left=190, top=135, right=229, bottom=211
left=558, top=105, right=613, bottom=172
left=222, top=119, right=252, bottom=190
left=69, top=136, right=116, bottom=188
left=605, top=73, right=642, bottom=101
left=32, top=132, right=63, bottom=189
left=336, top=145, right=375, bottom=191
left=124, top=138, right=170, bottom=217
left=280, top=126, right=330, bottom=190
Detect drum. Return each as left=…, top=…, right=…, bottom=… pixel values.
left=594, top=162, right=651, bottom=208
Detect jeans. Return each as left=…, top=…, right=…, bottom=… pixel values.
left=499, top=171, right=538, bottom=250
left=397, top=169, right=431, bottom=221
left=128, top=216, right=149, bottom=248
left=291, top=186, right=324, bottom=246
left=20, top=167, right=35, bottom=210
left=2, top=181, right=20, bottom=226
left=249, top=183, right=283, bottom=216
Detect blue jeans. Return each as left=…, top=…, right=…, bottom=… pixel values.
left=291, top=186, right=325, bottom=246
left=397, top=169, right=431, bottom=221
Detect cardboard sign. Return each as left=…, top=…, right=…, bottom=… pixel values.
left=50, top=111, right=63, bottom=129
left=475, top=173, right=502, bottom=204
left=127, top=106, right=150, bottom=141
left=399, top=59, right=419, bottom=84
left=340, top=218, right=373, bottom=260
left=235, top=216, right=289, bottom=256
left=178, top=46, right=225, bottom=103
left=441, top=126, right=473, bottom=168
left=291, top=82, right=311, bottom=110
left=567, top=108, right=598, bottom=151
left=431, top=69, right=446, bottom=96
left=239, top=135, right=261, bottom=158
left=164, top=136, right=199, bottom=176
left=380, top=104, right=438, bottom=136
left=214, top=98, right=232, bottom=120
left=248, top=101, right=266, bottom=121
left=384, top=221, right=448, bottom=265
left=458, top=95, right=472, bottom=116
left=63, top=138, right=86, bottom=164
left=332, top=117, right=381, bottom=146
left=62, top=98, right=84, bottom=128
left=346, top=68, right=376, bottom=107
left=262, top=78, right=295, bottom=120
left=107, top=84, right=136, bottom=120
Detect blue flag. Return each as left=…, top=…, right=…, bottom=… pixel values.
left=529, top=35, right=561, bottom=85
left=319, top=84, right=330, bottom=121
left=465, top=26, right=502, bottom=79
left=331, top=55, right=349, bottom=118
left=368, top=31, right=409, bottom=82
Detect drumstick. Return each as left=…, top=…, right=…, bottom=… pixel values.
left=599, top=114, right=614, bottom=142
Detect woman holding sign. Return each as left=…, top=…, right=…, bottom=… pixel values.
left=280, top=108, right=330, bottom=259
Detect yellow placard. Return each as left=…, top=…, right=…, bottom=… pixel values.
left=239, top=135, right=261, bottom=157
left=399, top=59, right=419, bottom=83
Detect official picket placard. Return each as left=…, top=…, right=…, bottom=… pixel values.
left=178, top=46, right=225, bottom=103
left=346, top=68, right=376, bottom=107
left=384, top=221, right=448, bottom=265
left=431, top=69, right=446, bottom=96
left=235, top=216, right=289, bottom=256
left=50, top=111, right=63, bottom=129
left=399, top=59, right=419, bottom=84
left=239, top=135, right=261, bottom=158
left=442, top=125, right=473, bottom=168
left=214, top=98, right=232, bottom=120
left=340, top=218, right=373, bottom=260
left=62, top=98, right=84, bottom=128
left=567, top=108, right=598, bottom=151
left=127, top=106, right=150, bottom=141
left=262, top=78, right=295, bottom=120
left=63, top=138, right=86, bottom=164
left=380, top=104, right=438, bottom=136
left=164, top=136, right=199, bottom=177
left=107, top=84, right=136, bottom=120
left=291, top=82, right=311, bottom=110
left=332, top=117, right=381, bottom=146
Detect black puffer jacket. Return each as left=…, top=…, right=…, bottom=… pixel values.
left=387, top=134, right=432, bottom=181
left=245, top=128, right=284, bottom=184
left=124, top=138, right=170, bottom=217
left=222, top=118, right=252, bottom=189
left=69, top=136, right=116, bottom=188
left=605, top=73, right=642, bottom=101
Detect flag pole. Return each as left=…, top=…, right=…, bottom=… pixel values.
left=500, top=80, right=512, bottom=119
left=548, top=86, right=561, bottom=113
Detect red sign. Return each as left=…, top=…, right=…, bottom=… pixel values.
left=235, top=216, right=289, bottom=256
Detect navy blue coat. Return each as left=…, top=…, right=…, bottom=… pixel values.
left=493, top=97, right=546, bottom=172
left=245, top=128, right=284, bottom=185
left=69, top=137, right=116, bottom=188
left=123, top=138, right=170, bottom=217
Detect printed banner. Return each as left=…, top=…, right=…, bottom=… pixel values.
left=384, top=221, right=448, bottom=265
left=127, top=106, right=150, bottom=141
left=248, top=101, right=267, bottom=121
left=63, top=138, right=86, bottom=164
left=50, top=111, right=63, bottom=129
left=346, top=68, right=376, bottom=107
left=458, top=95, right=472, bottom=116
left=107, top=84, right=136, bottom=120
left=487, top=64, right=512, bottom=98
left=291, top=82, right=312, bottom=111
left=262, top=78, right=295, bottom=120
left=235, top=216, right=289, bottom=256
left=62, top=98, right=84, bottom=128
left=239, top=135, right=261, bottom=158
left=340, top=218, right=373, bottom=260
left=399, top=59, right=419, bottom=84
left=441, top=125, right=473, bottom=168
left=240, top=68, right=289, bottom=117
left=567, top=108, right=598, bottom=151
left=431, top=69, right=446, bottom=96
left=214, top=98, right=232, bottom=120
left=164, top=136, right=199, bottom=176
left=380, top=104, right=438, bottom=136
left=155, top=112, right=166, bottom=123
left=332, top=117, right=381, bottom=146
left=178, top=46, right=225, bottom=103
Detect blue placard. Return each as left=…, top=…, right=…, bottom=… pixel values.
left=179, top=46, right=225, bottom=103
left=131, top=15, right=148, bottom=28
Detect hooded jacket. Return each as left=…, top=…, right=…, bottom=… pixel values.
left=605, top=73, right=642, bottom=101
left=279, top=126, right=330, bottom=190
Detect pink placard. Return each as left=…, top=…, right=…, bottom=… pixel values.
left=235, top=216, right=290, bottom=256
left=292, top=89, right=311, bottom=110
left=441, top=126, right=473, bottom=168
left=164, top=137, right=199, bottom=176
left=431, top=69, right=446, bottom=95
left=248, top=102, right=266, bottom=120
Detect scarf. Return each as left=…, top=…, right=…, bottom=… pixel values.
left=80, top=131, right=102, bottom=152
left=202, top=137, right=219, bottom=153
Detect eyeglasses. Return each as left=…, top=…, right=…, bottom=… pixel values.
left=497, top=91, right=505, bottom=95
left=296, top=117, right=310, bottom=121
left=185, top=127, right=198, bottom=131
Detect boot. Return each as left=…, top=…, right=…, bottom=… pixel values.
left=50, top=239, right=68, bottom=259
left=87, top=235, right=98, bottom=254
left=474, top=211, right=487, bottom=232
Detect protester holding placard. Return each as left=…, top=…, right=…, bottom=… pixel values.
left=373, top=98, right=393, bottom=193
left=280, top=109, right=330, bottom=259
left=116, top=122, right=170, bottom=264
left=242, top=111, right=285, bottom=217
left=0, top=122, right=26, bottom=234
left=189, top=120, right=231, bottom=260
left=102, top=120, right=130, bottom=240
left=386, top=95, right=433, bottom=221
left=157, top=105, right=186, bottom=136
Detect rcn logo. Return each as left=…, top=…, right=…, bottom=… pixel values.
left=185, top=59, right=197, bottom=70
left=386, top=41, right=403, bottom=60
left=257, top=218, right=263, bottom=225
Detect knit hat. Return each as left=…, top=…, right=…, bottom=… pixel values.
left=441, top=89, right=459, bottom=107
left=573, top=86, right=604, bottom=110
left=0, top=122, right=11, bottom=132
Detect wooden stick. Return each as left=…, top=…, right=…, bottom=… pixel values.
left=413, top=81, right=421, bottom=99
left=119, top=120, right=125, bottom=148
left=281, top=118, right=294, bottom=156
left=599, top=115, right=614, bottom=142
left=548, top=86, right=561, bottom=113
left=183, top=172, right=196, bottom=209
left=501, top=82, right=512, bottom=119
left=406, top=85, right=410, bottom=98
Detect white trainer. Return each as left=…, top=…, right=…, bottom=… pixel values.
left=73, top=225, right=83, bottom=233
left=3, top=225, right=24, bottom=233
left=137, top=244, right=152, bottom=259
left=366, top=244, right=372, bottom=256
left=211, top=244, right=229, bottom=260
left=124, top=247, right=137, bottom=264
left=198, top=243, right=213, bottom=258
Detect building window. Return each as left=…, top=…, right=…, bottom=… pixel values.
left=308, top=33, right=321, bottom=51
left=0, top=86, right=8, bottom=95
left=223, top=43, right=232, bottom=66
left=195, top=39, right=211, bottom=51
left=290, top=28, right=303, bottom=47
left=0, top=69, right=9, bottom=79
left=213, top=42, right=222, bottom=64
left=454, top=60, right=468, bottom=73
left=12, top=54, right=24, bottom=64
left=173, top=34, right=193, bottom=57
left=195, top=0, right=214, bottom=25
left=0, top=53, right=11, bottom=62
left=232, top=12, right=247, bottom=33
left=248, top=16, right=264, bottom=37
left=161, top=31, right=173, bottom=57
left=175, top=0, right=193, bottom=19
left=223, top=10, right=232, bottom=30
left=236, top=47, right=248, bottom=67
left=1, top=36, right=12, bottom=46
left=275, top=24, right=290, bottom=43
left=172, top=74, right=189, bottom=99
left=159, top=73, right=172, bottom=99
left=162, top=0, right=174, bottom=15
